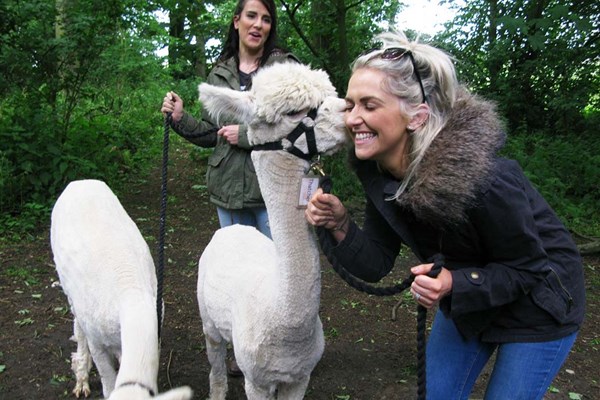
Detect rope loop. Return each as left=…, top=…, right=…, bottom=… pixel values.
left=428, top=253, right=445, bottom=278
left=315, top=175, right=447, bottom=400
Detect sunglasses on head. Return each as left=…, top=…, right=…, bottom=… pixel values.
left=362, top=47, right=428, bottom=104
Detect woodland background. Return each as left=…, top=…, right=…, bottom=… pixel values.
left=1, top=0, right=599, bottom=242
left=0, top=0, right=599, bottom=398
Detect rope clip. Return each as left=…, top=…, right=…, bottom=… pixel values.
left=308, top=156, right=325, bottom=176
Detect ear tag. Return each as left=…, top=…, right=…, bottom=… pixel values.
left=297, top=175, right=321, bottom=209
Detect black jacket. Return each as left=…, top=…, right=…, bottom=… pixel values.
left=325, top=90, right=585, bottom=342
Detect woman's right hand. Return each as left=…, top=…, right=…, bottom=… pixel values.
left=305, top=188, right=349, bottom=242
left=161, top=91, right=184, bottom=123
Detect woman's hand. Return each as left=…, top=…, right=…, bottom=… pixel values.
left=410, top=263, right=453, bottom=309
left=305, top=188, right=349, bottom=242
left=218, top=125, right=240, bottom=145
left=161, top=91, right=184, bottom=123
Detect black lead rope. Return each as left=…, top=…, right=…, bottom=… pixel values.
left=416, top=254, right=444, bottom=400
left=156, top=114, right=171, bottom=339
left=155, top=117, right=220, bottom=339
left=315, top=175, right=444, bottom=400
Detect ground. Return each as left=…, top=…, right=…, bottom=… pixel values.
left=1, top=139, right=598, bottom=400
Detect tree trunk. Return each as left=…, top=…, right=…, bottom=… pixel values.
left=579, top=242, right=600, bottom=255
left=168, top=4, right=186, bottom=78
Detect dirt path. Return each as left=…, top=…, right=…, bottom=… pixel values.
left=1, top=138, right=598, bottom=399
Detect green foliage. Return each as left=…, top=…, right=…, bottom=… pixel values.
left=502, top=131, right=600, bottom=236
left=0, top=203, right=50, bottom=242
left=5, top=265, right=42, bottom=286
left=278, top=0, right=401, bottom=93
left=438, top=0, right=599, bottom=137
left=0, top=0, right=170, bottom=238
left=323, top=150, right=363, bottom=205
left=1, top=0, right=599, bottom=239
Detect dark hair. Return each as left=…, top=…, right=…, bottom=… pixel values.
left=219, top=0, right=279, bottom=67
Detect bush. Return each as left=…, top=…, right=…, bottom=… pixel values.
left=502, top=132, right=600, bottom=236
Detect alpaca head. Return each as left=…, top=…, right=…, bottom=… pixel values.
left=199, top=62, right=349, bottom=157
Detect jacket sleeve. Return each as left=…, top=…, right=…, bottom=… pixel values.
left=170, top=111, right=218, bottom=148
left=236, top=124, right=251, bottom=149
left=446, top=162, right=552, bottom=317
left=327, top=197, right=402, bottom=282
left=169, top=67, right=225, bottom=148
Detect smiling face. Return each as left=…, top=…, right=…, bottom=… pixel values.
left=344, top=68, right=412, bottom=178
left=233, top=0, right=272, bottom=56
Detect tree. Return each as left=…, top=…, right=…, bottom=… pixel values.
left=159, top=0, right=401, bottom=93
left=438, top=0, right=599, bottom=135
left=0, top=0, right=169, bottom=220
left=161, top=0, right=232, bottom=80
left=279, top=0, right=400, bottom=92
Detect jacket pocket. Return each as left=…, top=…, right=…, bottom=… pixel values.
left=207, top=144, right=227, bottom=168
left=531, top=267, right=574, bottom=324
left=206, top=145, right=231, bottom=201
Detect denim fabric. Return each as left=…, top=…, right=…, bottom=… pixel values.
left=216, top=206, right=271, bottom=239
left=426, top=311, right=577, bottom=400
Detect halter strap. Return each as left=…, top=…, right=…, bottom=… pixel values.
left=253, top=108, right=319, bottom=161
left=117, top=381, right=156, bottom=396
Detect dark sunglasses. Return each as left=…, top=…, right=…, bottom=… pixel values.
left=361, top=47, right=428, bottom=104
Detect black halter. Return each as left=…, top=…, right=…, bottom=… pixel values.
left=117, top=381, right=155, bottom=396
left=252, top=108, right=319, bottom=161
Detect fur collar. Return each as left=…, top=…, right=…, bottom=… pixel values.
left=353, top=89, right=506, bottom=227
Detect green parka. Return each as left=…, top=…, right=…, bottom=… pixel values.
left=170, top=51, right=298, bottom=209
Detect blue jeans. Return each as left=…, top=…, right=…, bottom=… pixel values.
left=426, top=311, right=578, bottom=400
left=216, top=206, right=272, bottom=239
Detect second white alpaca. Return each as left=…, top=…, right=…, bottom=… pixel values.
left=51, top=179, right=192, bottom=400
left=196, top=62, right=349, bottom=399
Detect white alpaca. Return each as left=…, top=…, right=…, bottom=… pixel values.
left=196, top=62, right=349, bottom=399
left=50, top=179, right=193, bottom=400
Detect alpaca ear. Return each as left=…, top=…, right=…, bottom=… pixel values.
left=198, top=83, right=255, bottom=124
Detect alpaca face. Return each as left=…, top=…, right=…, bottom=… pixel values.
left=199, top=62, right=349, bottom=156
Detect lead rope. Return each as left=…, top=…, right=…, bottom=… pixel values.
left=314, top=167, right=444, bottom=400
left=157, top=113, right=171, bottom=339
left=416, top=254, right=443, bottom=400
left=155, top=116, right=226, bottom=338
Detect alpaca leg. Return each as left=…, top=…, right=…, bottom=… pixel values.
left=205, top=334, right=228, bottom=400
left=88, top=343, right=118, bottom=398
left=70, top=318, right=92, bottom=398
left=277, top=377, right=310, bottom=400
left=244, top=379, right=274, bottom=400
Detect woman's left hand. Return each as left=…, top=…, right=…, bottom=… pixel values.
left=410, top=263, right=453, bottom=309
left=218, top=125, right=240, bottom=145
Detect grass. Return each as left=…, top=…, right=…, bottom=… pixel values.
left=4, top=266, right=42, bottom=286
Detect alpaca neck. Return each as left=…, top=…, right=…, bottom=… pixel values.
left=252, top=151, right=321, bottom=323
left=114, top=294, right=159, bottom=393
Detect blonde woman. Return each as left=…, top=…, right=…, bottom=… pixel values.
left=305, top=31, right=585, bottom=400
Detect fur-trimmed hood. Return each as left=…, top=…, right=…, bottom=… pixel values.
left=353, top=89, right=506, bottom=226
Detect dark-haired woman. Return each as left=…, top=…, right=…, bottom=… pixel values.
left=161, top=0, right=298, bottom=239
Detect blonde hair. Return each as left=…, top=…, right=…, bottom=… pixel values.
left=351, top=31, right=459, bottom=198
